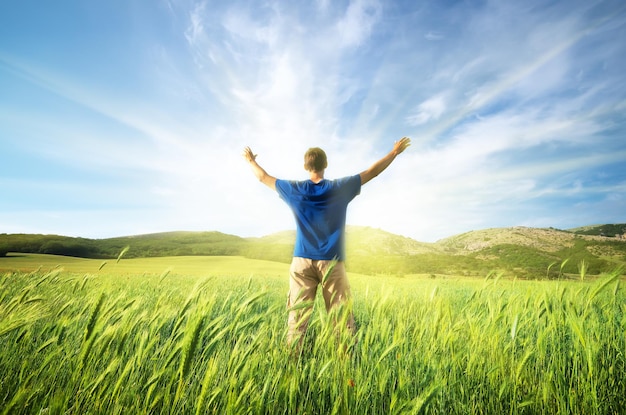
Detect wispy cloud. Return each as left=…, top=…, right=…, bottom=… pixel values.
left=424, top=31, right=444, bottom=41
left=406, top=94, right=447, bottom=126
left=335, top=0, right=382, bottom=48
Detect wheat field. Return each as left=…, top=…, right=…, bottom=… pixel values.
left=0, top=256, right=624, bottom=414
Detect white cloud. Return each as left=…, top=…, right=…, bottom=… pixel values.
left=184, top=1, right=206, bottom=45
left=406, top=94, right=447, bottom=126
left=424, top=31, right=444, bottom=41
left=222, top=6, right=280, bottom=45
left=335, top=0, right=382, bottom=48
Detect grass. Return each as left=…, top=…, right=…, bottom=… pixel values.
left=0, top=253, right=291, bottom=278
left=0, top=255, right=624, bottom=414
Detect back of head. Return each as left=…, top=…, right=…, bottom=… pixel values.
left=304, top=147, right=328, bottom=172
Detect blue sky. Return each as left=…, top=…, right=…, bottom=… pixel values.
left=1, top=0, right=625, bottom=242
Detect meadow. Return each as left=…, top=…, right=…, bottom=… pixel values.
left=0, top=254, right=624, bottom=414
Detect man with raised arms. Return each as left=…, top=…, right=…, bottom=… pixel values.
left=243, top=137, right=411, bottom=350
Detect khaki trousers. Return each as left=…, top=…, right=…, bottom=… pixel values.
left=286, top=257, right=355, bottom=346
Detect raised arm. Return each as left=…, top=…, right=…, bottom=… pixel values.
left=243, top=146, right=277, bottom=190
left=359, top=137, right=411, bottom=185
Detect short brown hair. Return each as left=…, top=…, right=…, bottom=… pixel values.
left=304, top=147, right=328, bottom=172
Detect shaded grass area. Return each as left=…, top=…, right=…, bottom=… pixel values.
left=1, top=261, right=625, bottom=414
left=0, top=253, right=290, bottom=279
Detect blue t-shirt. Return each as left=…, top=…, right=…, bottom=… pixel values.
left=275, top=175, right=361, bottom=261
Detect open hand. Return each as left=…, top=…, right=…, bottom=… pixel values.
left=393, top=137, right=411, bottom=155
left=243, top=146, right=257, bottom=163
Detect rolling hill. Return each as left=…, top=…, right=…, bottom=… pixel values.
left=437, top=226, right=600, bottom=253
left=1, top=224, right=624, bottom=278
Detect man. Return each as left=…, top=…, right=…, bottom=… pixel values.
left=243, top=137, right=411, bottom=349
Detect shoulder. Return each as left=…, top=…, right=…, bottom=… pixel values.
left=275, top=178, right=292, bottom=189
left=276, top=179, right=309, bottom=196
left=329, top=175, right=361, bottom=196
left=276, top=179, right=307, bottom=188
left=333, top=174, right=361, bottom=187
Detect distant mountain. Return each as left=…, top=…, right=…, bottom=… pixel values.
left=428, top=226, right=626, bottom=278
left=437, top=226, right=583, bottom=253
left=2, top=224, right=625, bottom=278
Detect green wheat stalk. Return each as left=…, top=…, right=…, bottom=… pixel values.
left=116, top=246, right=130, bottom=263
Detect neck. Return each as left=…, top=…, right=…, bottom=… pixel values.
left=309, top=170, right=324, bottom=183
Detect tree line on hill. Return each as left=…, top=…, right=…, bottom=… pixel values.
left=0, top=232, right=250, bottom=259
left=574, top=224, right=626, bottom=238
